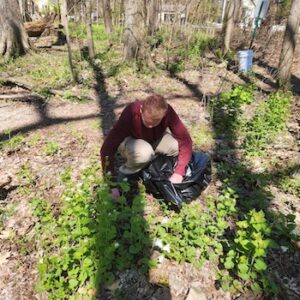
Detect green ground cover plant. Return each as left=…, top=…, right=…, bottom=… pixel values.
left=279, top=176, right=300, bottom=197
left=0, top=130, right=24, bottom=152
left=32, top=166, right=151, bottom=299
left=0, top=203, right=17, bottom=231
left=43, top=141, right=60, bottom=156
left=212, top=86, right=292, bottom=157
left=153, top=27, right=216, bottom=74
left=28, top=133, right=41, bottom=146
left=62, top=90, right=89, bottom=102
left=32, top=166, right=101, bottom=299
left=30, top=162, right=299, bottom=299
left=189, top=122, right=215, bottom=148
left=187, top=31, right=217, bottom=62
left=274, top=164, right=300, bottom=197
left=242, top=91, right=292, bottom=156
left=216, top=162, right=272, bottom=211
left=0, top=52, right=71, bottom=88
left=34, top=86, right=52, bottom=98
left=219, top=210, right=276, bottom=294
left=17, top=163, right=35, bottom=195
left=148, top=187, right=237, bottom=268
left=69, top=23, right=123, bottom=44
left=211, top=84, right=255, bottom=138
left=71, top=130, right=86, bottom=145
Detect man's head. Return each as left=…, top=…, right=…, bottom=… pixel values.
left=141, top=94, right=168, bottom=128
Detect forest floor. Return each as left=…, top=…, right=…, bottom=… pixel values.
left=0, top=33, right=300, bottom=300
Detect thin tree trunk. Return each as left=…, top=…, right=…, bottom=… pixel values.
left=18, top=0, right=24, bottom=20
left=222, top=0, right=235, bottom=53
left=124, top=0, right=147, bottom=60
left=74, top=1, right=79, bottom=22
left=120, top=0, right=125, bottom=26
left=184, top=0, right=190, bottom=27
left=24, top=0, right=30, bottom=21
left=60, top=0, right=77, bottom=82
left=277, top=0, right=300, bottom=87
left=0, top=0, right=30, bottom=60
left=81, top=0, right=86, bottom=24
left=223, top=0, right=240, bottom=53
left=147, top=0, right=158, bottom=35
left=97, top=0, right=100, bottom=24
left=31, top=0, right=35, bottom=15
left=221, top=0, right=227, bottom=23
left=86, top=0, right=95, bottom=59
left=111, top=0, right=115, bottom=25
left=102, top=0, right=113, bottom=32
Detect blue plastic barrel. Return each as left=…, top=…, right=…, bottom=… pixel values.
left=238, top=49, right=253, bottom=72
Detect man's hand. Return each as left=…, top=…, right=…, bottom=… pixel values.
left=111, top=187, right=120, bottom=200
left=169, top=173, right=183, bottom=184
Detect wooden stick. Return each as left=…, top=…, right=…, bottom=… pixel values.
left=0, top=77, right=33, bottom=90
left=0, top=93, right=42, bottom=101
left=0, top=77, right=95, bottom=101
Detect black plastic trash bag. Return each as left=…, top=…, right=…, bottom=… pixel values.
left=142, top=151, right=211, bottom=209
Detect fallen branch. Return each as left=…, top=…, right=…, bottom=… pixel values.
left=0, top=93, right=43, bottom=101
left=51, top=45, right=67, bottom=51
left=0, top=77, right=94, bottom=102
left=0, top=77, right=33, bottom=90
left=0, top=77, right=63, bottom=97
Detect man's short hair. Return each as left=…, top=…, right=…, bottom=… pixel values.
left=142, top=94, right=168, bottom=119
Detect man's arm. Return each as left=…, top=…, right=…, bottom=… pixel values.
left=100, top=105, right=132, bottom=176
left=168, top=105, right=193, bottom=180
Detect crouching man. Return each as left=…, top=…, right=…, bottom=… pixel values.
left=100, top=94, right=192, bottom=200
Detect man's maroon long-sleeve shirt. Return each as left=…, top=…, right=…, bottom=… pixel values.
left=100, top=100, right=192, bottom=176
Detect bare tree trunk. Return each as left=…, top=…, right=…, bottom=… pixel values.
left=123, top=0, right=147, bottom=60
left=86, top=0, right=95, bottom=59
left=0, top=0, right=30, bottom=60
left=147, top=0, right=158, bottom=35
left=81, top=0, right=86, bottom=24
left=60, top=0, right=77, bottom=82
left=120, top=0, right=125, bottom=26
left=222, top=0, right=240, bottom=53
left=111, top=0, right=115, bottom=25
left=277, top=0, right=300, bottom=87
left=97, top=0, right=100, bottom=24
left=31, top=0, right=35, bottom=15
left=73, top=0, right=80, bottom=23
left=24, top=0, right=30, bottom=21
left=102, top=0, right=113, bottom=32
left=184, top=0, right=190, bottom=26
left=18, top=0, right=25, bottom=20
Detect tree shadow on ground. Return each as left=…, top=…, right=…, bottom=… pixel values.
left=92, top=181, right=166, bottom=299
left=255, top=59, right=300, bottom=96
left=0, top=47, right=161, bottom=298
left=168, top=69, right=300, bottom=297
left=80, top=46, right=117, bottom=136
left=168, top=72, right=205, bottom=102
left=0, top=94, right=101, bottom=141
left=211, top=85, right=300, bottom=298
left=80, top=47, right=167, bottom=299
left=232, top=58, right=300, bottom=96
left=0, top=47, right=123, bottom=142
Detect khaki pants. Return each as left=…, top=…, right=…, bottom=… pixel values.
left=118, top=133, right=178, bottom=174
